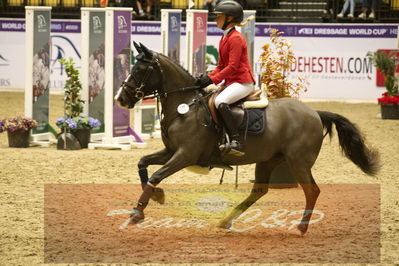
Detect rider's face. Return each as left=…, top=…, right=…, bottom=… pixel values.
left=215, top=13, right=227, bottom=29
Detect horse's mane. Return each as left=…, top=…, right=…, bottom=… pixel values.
left=158, top=53, right=196, bottom=82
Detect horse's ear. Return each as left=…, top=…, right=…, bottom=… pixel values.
left=133, top=41, right=142, bottom=54
left=140, top=43, right=153, bottom=59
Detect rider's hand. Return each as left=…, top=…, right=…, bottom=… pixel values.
left=195, top=75, right=213, bottom=89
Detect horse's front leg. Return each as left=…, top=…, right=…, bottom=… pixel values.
left=138, top=148, right=173, bottom=185
left=137, top=148, right=173, bottom=204
left=131, top=149, right=193, bottom=224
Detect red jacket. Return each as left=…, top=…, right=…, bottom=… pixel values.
left=208, top=28, right=255, bottom=86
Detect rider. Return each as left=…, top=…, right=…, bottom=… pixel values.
left=196, top=0, right=255, bottom=156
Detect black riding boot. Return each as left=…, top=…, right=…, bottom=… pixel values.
left=218, top=103, right=244, bottom=156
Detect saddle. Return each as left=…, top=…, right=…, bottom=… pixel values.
left=208, top=88, right=268, bottom=135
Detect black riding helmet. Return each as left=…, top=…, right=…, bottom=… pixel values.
left=213, top=0, right=244, bottom=24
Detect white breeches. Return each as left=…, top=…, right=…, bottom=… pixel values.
left=215, top=82, right=255, bottom=109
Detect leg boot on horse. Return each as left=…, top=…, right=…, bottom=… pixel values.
left=218, top=103, right=244, bottom=156
left=129, top=183, right=156, bottom=223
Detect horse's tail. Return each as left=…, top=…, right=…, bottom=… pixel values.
left=317, top=110, right=380, bottom=176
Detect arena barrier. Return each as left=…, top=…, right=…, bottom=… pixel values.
left=85, top=7, right=147, bottom=150
left=25, top=6, right=57, bottom=147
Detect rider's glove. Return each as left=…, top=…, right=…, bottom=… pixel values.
left=195, top=75, right=213, bottom=89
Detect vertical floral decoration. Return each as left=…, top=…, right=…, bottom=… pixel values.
left=56, top=58, right=100, bottom=132
left=60, top=57, right=84, bottom=118
left=259, top=28, right=308, bottom=99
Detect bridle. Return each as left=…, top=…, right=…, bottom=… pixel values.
left=121, top=52, right=202, bottom=104
left=120, top=53, right=163, bottom=101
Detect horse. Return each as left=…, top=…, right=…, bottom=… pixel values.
left=114, top=42, right=380, bottom=234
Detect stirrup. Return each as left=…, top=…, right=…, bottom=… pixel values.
left=219, top=140, right=245, bottom=157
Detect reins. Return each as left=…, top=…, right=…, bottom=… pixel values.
left=125, top=52, right=201, bottom=101
left=141, top=85, right=201, bottom=101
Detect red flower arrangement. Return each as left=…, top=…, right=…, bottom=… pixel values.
left=378, top=92, right=399, bottom=105
left=367, top=50, right=399, bottom=107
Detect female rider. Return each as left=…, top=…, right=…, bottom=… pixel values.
left=196, top=0, right=255, bottom=156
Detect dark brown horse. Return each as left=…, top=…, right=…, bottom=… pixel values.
left=115, top=42, right=380, bottom=234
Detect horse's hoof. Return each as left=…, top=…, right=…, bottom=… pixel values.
left=130, top=209, right=145, bottom=224
left=217, top=220, right=232, bottom=229
left=297, top=224, right=308, bottom=235
left=151, top=187, right=165, bottom=204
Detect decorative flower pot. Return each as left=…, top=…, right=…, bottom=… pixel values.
left=57, top=132, right=81, bottom=150
left=72, top=128, right=91, bottom=148
left=7, top=130, right=31, bottom=148
left=269, top=161, right=298, bottom=189
left=381, top=104, right=399, bottom=119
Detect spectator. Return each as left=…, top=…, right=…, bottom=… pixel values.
left=322, top=0, right=333, bottom=17
left=358, top=0, right=377, bottom=19
left=337, top=0, right=355, bottom=18
left=123, top=0, right=145, bottom=17
left=145, top=0, right=154, bottom=19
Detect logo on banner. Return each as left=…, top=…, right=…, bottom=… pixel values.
left=37, top=14, right=48, bottom=32
left=170, top=16, right=179, bottom=32
left=298, top=27, right=313, bottom=35
left=50, top=35, right=81, bottom=89
left=0, top=54, right=9, bottom=66
left=117, top=15, right=128, bottom=33
left=93, top=16, right=103, bottom=33
left=196, top=16, right=204, bottom=33
left=0, top=53, right=10, bottom=87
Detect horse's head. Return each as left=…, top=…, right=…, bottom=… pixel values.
left=115, top=42, right=162, bottom=109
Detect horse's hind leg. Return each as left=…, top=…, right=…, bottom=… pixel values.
left=218, top=158, right=283, bottom=229
left=286, top=159, right=320, bottom=235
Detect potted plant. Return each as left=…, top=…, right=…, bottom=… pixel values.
left=0, top=116, right=38, bottom=148
left=56, top=116, right=100, bottom=149
left=367, top=50, right=399, bottom=119
left=56, top=57, right=101, bottom=149
left=259, top=28, right=309, bottom=188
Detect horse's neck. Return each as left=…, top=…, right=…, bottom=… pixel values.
left=160, top=59, right=197, bottom=115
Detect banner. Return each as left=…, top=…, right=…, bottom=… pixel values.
left=161, top=9, right=182, bottom=65
left=0, top=19, right=397, bottom=100
left=191, top=12, right=207, bottom=77
left=185, top=10, right=208, bottom=76
left=112, top=10, right=131, bottom=137
left=29, top=9, right=51, bottom=134
left=168, top=12, right=181, bottom=64
left=88, top=11, right=106, bottom=133
left=240, top=11, right=256, bottom=71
